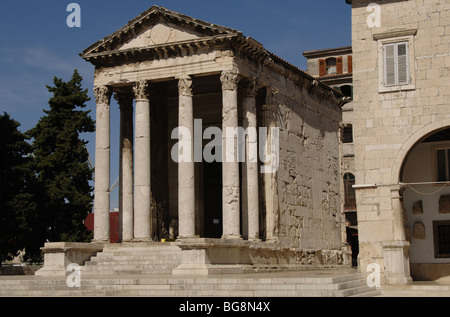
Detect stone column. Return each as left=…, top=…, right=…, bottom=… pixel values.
left=220, top=71, right=241, bottom=240
left=177, top=75, right=196, bottom=239
left=133, top=80, right=152, bottom=242
left=382, top=186, right=412, bottom=285
left=262, top=93, right=279, bottom=241
left=243, top=84, right=260, bottom=241
left=391, top=185, right=407, bottom=241
left=115, top=92, right=134, bottom=242
left=93, top=85, right=112, bottom=243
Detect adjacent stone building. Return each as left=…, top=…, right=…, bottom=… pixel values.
left=66, top=6, right=348, bottom=273
left=347, top=0, right=450, bottom=283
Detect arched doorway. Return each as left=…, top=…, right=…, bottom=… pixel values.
left=400, top=127, right=450, bottom=280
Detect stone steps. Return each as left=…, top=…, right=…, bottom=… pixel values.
left=4, top=242, right=379, bottom=297
left=85, top=260, right=181, bottom=266
left=80, top=243, right=183, bottom=276
left=0, top=272, right=380, bottom=297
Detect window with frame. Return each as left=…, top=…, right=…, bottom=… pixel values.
left=433, top=221, right=450, bottom=258
left=342, top=124, right=353, bottom=144
left=374, top=29, right=416, bottom=93
left=435, top=147, right=450, bottom=182
left=326, top=58, right=337, bottom=75
left=383, top=42, right=410, bottom=87
left=340, top=85, right=353, bottom=98
left=319, top=57, right=344, bottom=76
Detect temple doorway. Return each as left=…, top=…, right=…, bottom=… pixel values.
left=203, top=160, right=223, bottom=238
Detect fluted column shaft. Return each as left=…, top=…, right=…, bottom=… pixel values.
left=177, top=75, right=196, bottom=239
left=93, top=85, right=112, bottom=243
left=220, top=71, right=241, bottom=239
left=116, top=93, right=134, bottom=242
left=243, top=87, right=260, bottom=241
left=133, top=81, right=152, bottom=241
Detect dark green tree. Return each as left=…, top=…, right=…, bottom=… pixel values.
left=26, top=70, right=95, bottom=260
left=0, top=113, right=33, bottom=265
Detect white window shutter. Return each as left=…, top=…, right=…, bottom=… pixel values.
left=397, top=43, right=409, bottom=85
left=384, top=42, right=409, bottom=87
left=384, top=44, right=396, bottom=86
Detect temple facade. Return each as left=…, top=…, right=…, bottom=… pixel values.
left=77, top=6, right=348, bottom=272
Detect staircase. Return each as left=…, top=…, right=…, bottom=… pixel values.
left=0, top=242, right=381, bottom=297
left=81, top=242, right=183, bottom=276
left=0, top=271, right=380, bottom=297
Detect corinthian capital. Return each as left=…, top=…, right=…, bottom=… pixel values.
left=220, top=71, right=240, bottom=91
left=133, top=80, right=149, bottom=100
left=178, top=75, right=193, bottom=97
left=94, top=86, right=112, bottom=105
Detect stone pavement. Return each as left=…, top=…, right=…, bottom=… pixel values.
left=378, top=279, right=450, bottom=297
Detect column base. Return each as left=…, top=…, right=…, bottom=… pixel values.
left=92, top=239, right=110, bottom=244
left=382, top=240, right=413, bottom=285
left=222, top=234, right=243, bottom=240
left=121, top=239, right=133, bottom=243
left=132, top=238, right=152, bottom=243
left=177, top=235, right=200, bottom=240
left=35, top=242, right=104, bottom=277
left=265, top=237, right=280, bottom=243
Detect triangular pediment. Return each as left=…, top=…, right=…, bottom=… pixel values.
left=81, top=6, right=240, bottom=58
left=118, top=22, right=207, bottom=50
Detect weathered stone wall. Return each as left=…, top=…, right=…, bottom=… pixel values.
left=350, top=0, right=450, bottom=282
left=271, top=80, right=343, bottom=252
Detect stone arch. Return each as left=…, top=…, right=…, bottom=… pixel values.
left=393, top=120, right=450, bottom=281
left=391, top=119, right=450, bottom=185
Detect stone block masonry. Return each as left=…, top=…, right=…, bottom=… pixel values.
left=349, top=0, right=450, bottom=284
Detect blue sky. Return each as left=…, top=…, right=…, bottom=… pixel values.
left=0, top=1, right=351, bottom=208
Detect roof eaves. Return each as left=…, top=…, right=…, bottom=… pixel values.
left=303, top=46, right=352, bottom=58
left=317, top=73, right=353, bottom=80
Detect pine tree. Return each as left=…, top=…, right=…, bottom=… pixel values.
left=26, top=70, right=94, bottom=258
left=0, top=113, right=33, bottom=264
